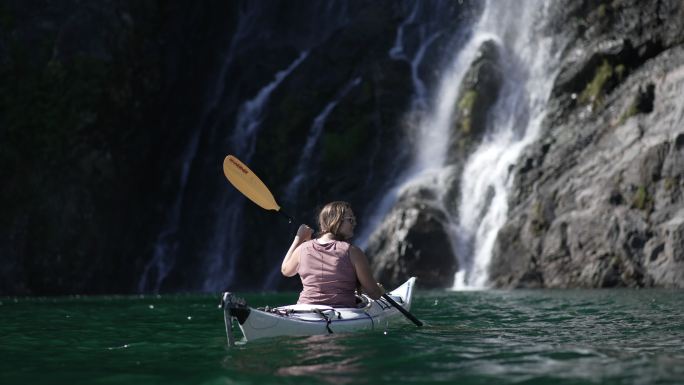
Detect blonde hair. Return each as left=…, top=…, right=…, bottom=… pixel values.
left=318, top=201, right=352, bottom=240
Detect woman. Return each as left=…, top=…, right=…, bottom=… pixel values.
left=281, top=201, right=385, bottom=307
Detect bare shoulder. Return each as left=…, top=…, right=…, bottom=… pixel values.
left=348, top=244, right=368, bottom=260
left=295, top=239, right=313, bottom=251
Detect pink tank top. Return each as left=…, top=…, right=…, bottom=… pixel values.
left=297, top=240, right=357, bottom=307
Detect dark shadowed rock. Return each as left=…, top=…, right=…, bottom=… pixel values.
left=366, top=184, right=458, bottom=289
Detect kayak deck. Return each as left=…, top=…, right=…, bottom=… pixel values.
left=221, top=277, right=417, bottom=344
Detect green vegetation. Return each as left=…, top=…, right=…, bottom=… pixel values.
left=664, top=177, right=676, bottom=191
left=0, top=33, right=115, bottom=232
left=4, top=56, right=107, bottom=159
left=530, top=200, right=548, bottom=235
left=322, top=122, right=369, bottom=167
left=457, top=90, right=478, bottom=135
left=597, top=4, right=607, bottom=18
left=321, top=82, right=374, bottom=168
left=0, top=2, right=14, bottom=31
left=269, top=96, right=313, bottom=177
left=610, top=255, right=620, bottom=268
left=0, top=2, right=168, bottom=294
left=579, top=59, right=614, bottom=107
left=632, top=185, right=652, bottom=211
left=618, top=101, right=639, bottom=125
left=615, top=64, right=626, bottom=81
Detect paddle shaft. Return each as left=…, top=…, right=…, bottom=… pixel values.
left=383, top=294, right=423, bottom=326
left=278, top=210, right=295, bottom=224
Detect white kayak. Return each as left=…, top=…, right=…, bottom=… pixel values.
left=220, top=277, right=418, bottom=344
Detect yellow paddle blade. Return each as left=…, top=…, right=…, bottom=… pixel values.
left=223, top=155, right=281, bottom=211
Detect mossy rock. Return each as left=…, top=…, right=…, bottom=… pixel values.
left=457, top=90, right=478, bottom=135
left=579, top=59, right=613, bottom=107
left=322, top=122, right=369, bottom=167
left=632, top=185, right=652, bottom=211
left=664, top=177, right=676, bottom=191
left=618, top=101, right=639, bottom=125
left=447, top=39, right=502, bottom=164
left=530, top=200, right=548, bottom=235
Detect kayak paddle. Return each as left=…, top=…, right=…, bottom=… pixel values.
left=222, top=154, right=423, bottom=327
left=382, top=294, right=423, bottom=326
left=223, top=155, right=294, bottom=223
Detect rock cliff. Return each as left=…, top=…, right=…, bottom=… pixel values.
left=2, top=0, right=682, bottom=295
left=491, top=0, right=684, bottom=288
left=368, top=0, right=684, bottom=289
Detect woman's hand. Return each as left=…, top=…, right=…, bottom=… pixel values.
left=282, top=224, right=313, bottom=277
left=296, top=224, right=313, bottom=241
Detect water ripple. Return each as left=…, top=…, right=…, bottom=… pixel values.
left=1, top=290, right=682, bottom=384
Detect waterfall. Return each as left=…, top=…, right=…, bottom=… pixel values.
left=137, top=129, right=199, bottom=293
left=356, top=1, right=469, bottom=248
left=389, top=1, right=441, bottom=113
left=357, top=0, right=566, bottom=289
left=136, top=6, right=261, bottom=293
left=201, top=52, right=308, bottom=292
left=282, top=76, right=362, bottom=205
left=259, top=76, right=362, bottom=290
left=452, top=1, right=566, bottom=289
left=232, top=52, right=309, bottom=160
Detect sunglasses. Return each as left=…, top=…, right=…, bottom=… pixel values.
left=343, top=216, right=357, bottom=225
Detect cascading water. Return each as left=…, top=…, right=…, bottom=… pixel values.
left=388, top=2, right=437, bottom=111
left=360, top=0, right=567, bottom=290
left=139, top=1, right=479, bottom=293
left=137, top=5, right=262, bottom=293
left=357, top=1, right=471, bottom=248
left=202, top=52, right=308, bottom=292
left=451, top=1, right=566, bottom=289
left=260, top=76, right=362, bottom=290
left=282, top=76, right=362, bottom=205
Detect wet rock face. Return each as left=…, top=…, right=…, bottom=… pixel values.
left=0, top=0, right=481, bottom=294
left=447, top=39, right=503, bottom=165
left=365, top=39, right=503, bottom=289
left=366, top=185, right=458, bottom=289
left=489, top=0, right=684, bottom=288
left=371, top=0, right=684, bottom=290
left=3, top=0, right=683, bottom=294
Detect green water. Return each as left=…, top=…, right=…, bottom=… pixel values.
left=1, top=290, right=683, bottom=385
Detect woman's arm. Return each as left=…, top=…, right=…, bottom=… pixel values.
left=349, top=245, right=385, bottom=300
left=281, top=224, right=313, bottom=277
